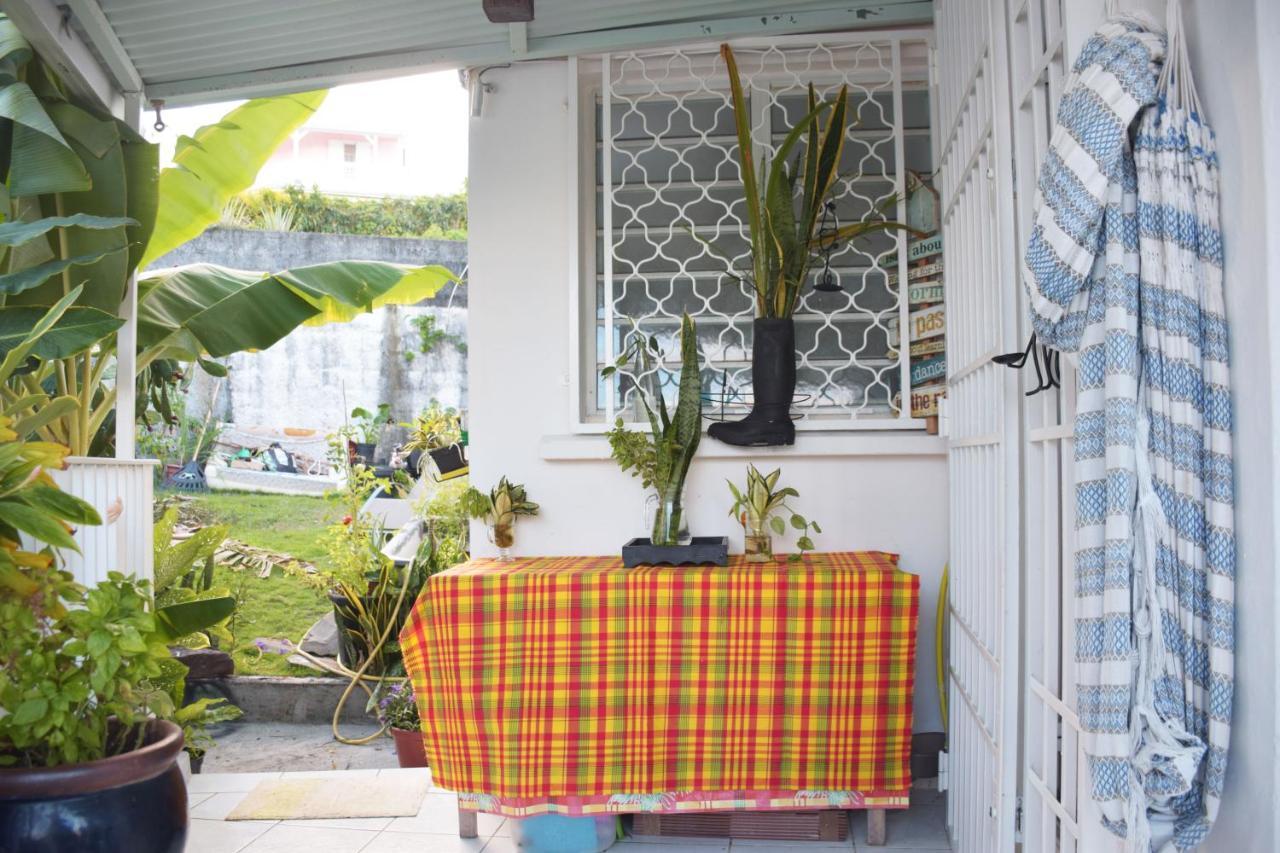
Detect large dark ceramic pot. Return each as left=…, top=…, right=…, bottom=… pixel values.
left=328, top=590, right=416, bottom=674
left=0, top=719, right=187, bottom=853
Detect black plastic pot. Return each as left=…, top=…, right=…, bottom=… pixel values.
left=427, top=444, right=468, bottom=480
left=351, top=442, right=378, bottom=464
left=0, top=719, right=187, bottom=853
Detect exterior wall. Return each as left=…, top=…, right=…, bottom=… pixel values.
left=467, top=61, right=949, bottom=733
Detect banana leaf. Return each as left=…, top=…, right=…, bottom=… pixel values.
left=136, top=261, right=458, bottom=359
left=0, top=303, right=122, bottom=361
left=140, top=91, right=326, bottom=269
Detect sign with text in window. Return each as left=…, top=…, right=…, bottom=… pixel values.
left=909, top=304, right=945, bottom=341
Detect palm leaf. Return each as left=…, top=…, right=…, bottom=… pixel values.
left=141, top=91, right=327, bottom=269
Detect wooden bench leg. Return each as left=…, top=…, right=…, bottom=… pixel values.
left=458, top=804, right=478, bottom=838
left=866, top=809, right=887, bottom=846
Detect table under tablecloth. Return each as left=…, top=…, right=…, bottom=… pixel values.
left=400, top=551, right=919, bottom=817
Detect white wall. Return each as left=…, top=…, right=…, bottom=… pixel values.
left=467, top=61, right=950, bottom=734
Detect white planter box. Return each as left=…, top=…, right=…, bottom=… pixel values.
left=48, top=457, right=158, bottom=586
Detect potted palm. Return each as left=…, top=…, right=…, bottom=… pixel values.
left=0, top=417, right=187, bottom=852
left=726, top=465, right=822, bottom=562
left=462, top=477, right=539, bottom=562
left=704, top=44, right=914, bottom=446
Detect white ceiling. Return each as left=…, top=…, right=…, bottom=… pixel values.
left=39, top=0, right=932, bottom=106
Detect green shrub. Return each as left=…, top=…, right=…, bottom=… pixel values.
left=237, top=185, right=467, bottom=239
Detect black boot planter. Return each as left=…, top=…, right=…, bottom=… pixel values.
left=708, top=317, right=797, bottom=447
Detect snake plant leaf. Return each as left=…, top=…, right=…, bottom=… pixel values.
left=671, top=314, right=702, bottom=461
left=137, top=261, right=456, bottom=359
left=141, top=90, right=327, bottom=269
left=721, top=45, right=765, bottom=307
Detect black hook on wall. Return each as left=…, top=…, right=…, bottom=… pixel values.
left=993, top=333, right=1060, bottom=397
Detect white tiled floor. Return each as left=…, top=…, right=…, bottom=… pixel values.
left=185, top=769, right=951, bottom=852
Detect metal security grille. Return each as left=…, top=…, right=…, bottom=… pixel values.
left=934, top=0, right=1022, bottom=850
left=577, top=34, right=932, bottom=430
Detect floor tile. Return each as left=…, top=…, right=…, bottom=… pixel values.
left=377, top=766, right=434, bottom=787
left=184, top=818, right=277, bottom=853
left=621, top=838, right=731, bottom=847
left=188, top=771, right=283, bottom=794
left=191, top=791, right=252, bottom=820
left=239, top=823, right=379, bottom=852
left=189, top=791, right=215, bottom=809
left=277, top=816, right=394, bottom=831
left=383, top=792, right=503, bottom=836
left=850, top=802, right=950, bottom=849
left=362, top=833, right=489, bottom=853
left=731, top=842, right=853, bottom=850
left=280, top=768, right=383, bottom=781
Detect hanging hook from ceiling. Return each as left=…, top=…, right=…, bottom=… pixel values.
left=150, top=99, right=166, bottom=132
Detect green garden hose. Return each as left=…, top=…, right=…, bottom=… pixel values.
left=936, top=563, right=949, bottom=732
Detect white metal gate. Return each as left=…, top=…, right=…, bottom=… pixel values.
left=934, top=0, right=1022, bottom=850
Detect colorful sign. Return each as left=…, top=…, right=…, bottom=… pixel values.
left=887, top=234, right=944, bottom=266
left=910, top=338, right=946, bottom=359
left=887, top=261, right=943, bottom=287
left=910, top=355, right=947, bottom=387
left=909, top=304, right=945, bottom=341
left=910, top=383, right=946, bottom=418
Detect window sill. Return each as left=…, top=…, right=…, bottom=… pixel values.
left=540, top=432, right=946, bottom=461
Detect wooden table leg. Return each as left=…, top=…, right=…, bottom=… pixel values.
left=866, top=809, right=887, bottom=846
left=458, top=804, right=478, bottom=838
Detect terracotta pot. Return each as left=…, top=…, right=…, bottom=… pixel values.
left=391, top=726, right=429, bottom=768
left=0, top=719, right=187, bottom=853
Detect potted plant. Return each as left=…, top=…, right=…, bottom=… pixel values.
left=349, top=403, right=392, bottom=464
left=462, top=477, right=539, bottom=561
left=726, top=465, right=822, bottom=562
left=401, top=401, right=467, bottom=480
left=702, top=44, right=914, bottom=446
left=0, top=417, right=188, bottom=852
left=376, top=682, right=428, bottom=768
left=604, top=314, right=704, bottom=549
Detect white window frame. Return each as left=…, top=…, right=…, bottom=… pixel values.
left=566, top=32, right=936, bottom=435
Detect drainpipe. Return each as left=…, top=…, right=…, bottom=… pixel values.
left=114, top=90, right=142, bottom=460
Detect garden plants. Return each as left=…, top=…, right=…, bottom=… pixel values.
left=726, top=464, right=821, bottom=562
left=603, top=314, right=703, bottom=546
left=375, top=681, right=428, bottom=768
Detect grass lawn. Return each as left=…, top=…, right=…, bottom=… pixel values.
left=177, top=490, right=338, bottom=677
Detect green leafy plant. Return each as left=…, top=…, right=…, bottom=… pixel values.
left=152, top=508, right=234, bottom=649
left=400, top=400, right=462, bottom=453
left=350, top=403, right=392, bottom=446
left=404, top=315, right=465, bottom=364
left=0, top=16, right=458, bottom=455
left=412, top=477, right=471, bottom=569
left=602, top=314, right=702, bottom=545
left=374, top=680, right=419, bottom=731
left=726, top=464, right=822, bottom=561
left=462, top=477, right=538, bottom=550
left=712, top=43, right=913, bottom=318
left=238, top=184, right=468, bottom=239
left=0, top=416, right=174, bottom=767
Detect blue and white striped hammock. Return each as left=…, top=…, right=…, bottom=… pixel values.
left=1022, top=6, right=1233, bottom=851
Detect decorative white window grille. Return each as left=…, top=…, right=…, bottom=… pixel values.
left=574, top=33, right=934, bottom=431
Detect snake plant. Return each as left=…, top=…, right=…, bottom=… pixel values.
left=717, top=43, right=913, bottom=318
left=603, top=314, right=703, bottom=546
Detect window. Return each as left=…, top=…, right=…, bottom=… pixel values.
left=343, top=142, right=358, bottom=163
left=574, top=35, right=935, bottom=431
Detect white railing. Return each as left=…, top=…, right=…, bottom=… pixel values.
left=50, top=457, right=157, bottom=586
left=575, top=33, right=933, bottom=431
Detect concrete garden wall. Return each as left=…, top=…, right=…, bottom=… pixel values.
left=149, top=229, right=468, bottom=431
left=465, top=62, right=949, bottom=734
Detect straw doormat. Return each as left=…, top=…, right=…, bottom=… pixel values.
left=225, top=775, right=430, bottom=821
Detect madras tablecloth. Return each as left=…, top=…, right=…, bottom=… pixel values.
left=400, top=551, right=918, bottom=813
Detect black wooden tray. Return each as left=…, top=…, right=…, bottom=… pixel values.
left=622, top=536, right=729, bottom=567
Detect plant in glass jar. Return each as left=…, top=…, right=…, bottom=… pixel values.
left=462, top=477, right=538, bottom=561
left=603, top=314, right=703, bottom=546
left=727, top=465, right=821, bottom=563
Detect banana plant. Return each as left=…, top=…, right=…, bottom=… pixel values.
left=716, top=43, right=914, bottom=318
left=0, top=15, right=458, bottom=454
left=603, top=314, right=702, bottom=545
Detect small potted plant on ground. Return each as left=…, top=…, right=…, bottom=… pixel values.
left=377, top=682, right=428, bottom=768
left=349, top=403, right=392, bottom=463
left=462, top=477, right=539, bottom=561
left=727, top=465, right=821, bottom=562
left=0, top=417, right=188, bottom=852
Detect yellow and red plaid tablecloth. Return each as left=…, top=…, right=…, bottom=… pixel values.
left=400, top=552, right=918, bottom=811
